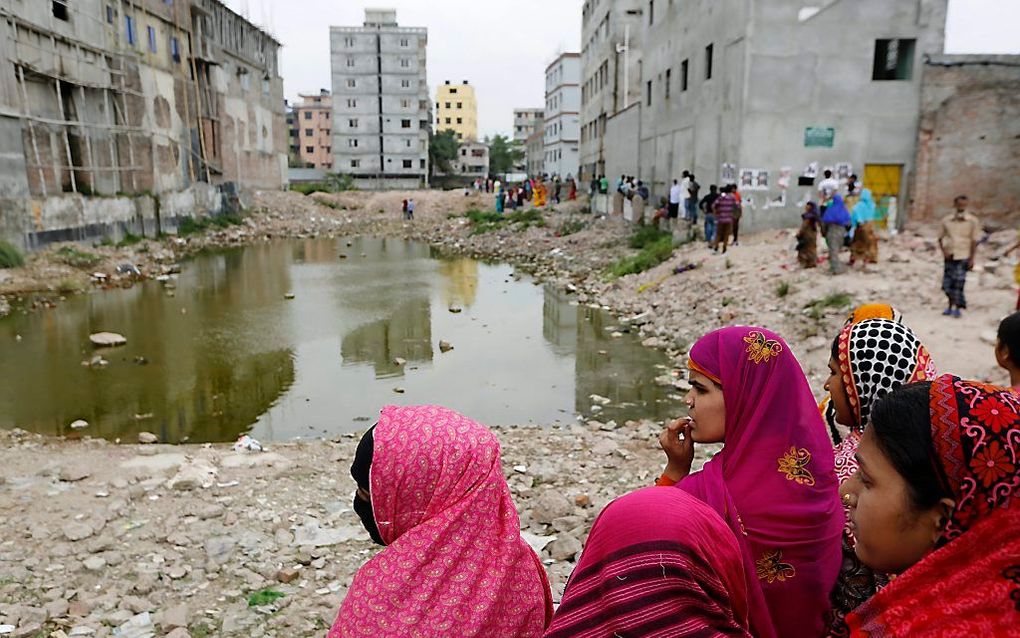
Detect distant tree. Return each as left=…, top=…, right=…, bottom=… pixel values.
left=488, top=135, right=524, bottom=176
left=429, top=129, right=460, bottom=175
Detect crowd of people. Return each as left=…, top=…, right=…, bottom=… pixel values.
left=326, top=302, right=1020, bottom=638
left=469, top=175, right=579, bottom=213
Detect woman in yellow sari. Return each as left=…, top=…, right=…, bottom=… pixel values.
left=850, top=189, right=879, bottom=265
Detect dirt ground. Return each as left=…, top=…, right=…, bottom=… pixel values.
left=1, top=189, right=1016, bottom=637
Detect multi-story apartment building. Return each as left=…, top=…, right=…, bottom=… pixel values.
left=330, top=9, right=430, bottom=189
left=436, top=81, right=478, bottom=141
left=633, top=0, right=948, bottom=231
left=526, top=120, right=545, bottom=177
left=0, top=0, right=287, bottom=249
left=457, top=140, right=489, bottom=177
left=291, top=90, right=333, bottom=170
left=544, top=53, right=581, bottom=179
left=579, top=0, right=646, bottom=183
left=513, top=108, right=544, bottom=143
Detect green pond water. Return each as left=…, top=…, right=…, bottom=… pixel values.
left=0, top=237, right=684, bottom=443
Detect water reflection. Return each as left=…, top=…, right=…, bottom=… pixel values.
left=0, top=237, right=683, bottom=443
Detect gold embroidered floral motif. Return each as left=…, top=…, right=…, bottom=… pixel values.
left=743, top=331, right=783, bottom=364
left=756, top=550, right=796, bottom=584
left=778, top=446, right=816, bottom=486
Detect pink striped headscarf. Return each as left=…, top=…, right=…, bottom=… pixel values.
left=327, top=405, right=552, bottom=638
left=681, top=327, right=844, bottom=638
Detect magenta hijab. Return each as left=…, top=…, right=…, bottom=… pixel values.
left=328, top=405, right=552, bottom=638
left=682, top=327, right=843, bottom=638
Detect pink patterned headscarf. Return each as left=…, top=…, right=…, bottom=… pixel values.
left=328, top=405, right=552, bottom=638
left=681, top=327, right=843, bottom=638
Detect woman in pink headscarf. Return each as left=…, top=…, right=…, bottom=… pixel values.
left=658, top=326, right=844, bottom=638
left=328, top=405, right=553, bottom=638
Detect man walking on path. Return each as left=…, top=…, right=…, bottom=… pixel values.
left=679, top=171, right=692, bottom=221
left=712, top=186, right=738, bottom=253
left=686, top=174, right=701, bottom=225
left=821, top=195, right=851, bottom=274
left=939, top=195, right=981, bottom=318
left=700, top=185, right=720, bottom=245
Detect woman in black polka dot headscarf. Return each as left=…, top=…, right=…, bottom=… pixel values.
left=823, top=317, right=938, bottom=636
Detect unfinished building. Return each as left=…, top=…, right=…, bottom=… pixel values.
left=0, top=0, right=287, bottom=249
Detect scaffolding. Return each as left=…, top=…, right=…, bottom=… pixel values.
left=1, top=0, right=211, bottom=198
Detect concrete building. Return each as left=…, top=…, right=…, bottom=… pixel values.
left=579, top=0, right=646, bottom=183
left=0, top=0, right=288, bottom=248
left=330, top=9, right=430, bottom=189
left=291, top=90, right=333, bottom=170
left=457, top=140, right=489, bottom=177
left=513, top=108, right=544, bottom=143
left=526, top=122, right=545, bottom=177
left=912, top=54, right=1020, bottom=224
left=436, top=80, right=478, bottom=141
left=602, top=0, right=948, bottom=232
left=544, top=53, right=581, bottom=178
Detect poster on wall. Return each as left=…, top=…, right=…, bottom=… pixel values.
left=778, top=167, right=792, bottom=189
left=802, top=161, right=819, bottom=179
left=768, top=191, right=787, bottom=208
left=836, top=162, right=853, bottom=182
left=721, top=163, right=737, bottom=184
left=739, top=169, right=769, bottom=191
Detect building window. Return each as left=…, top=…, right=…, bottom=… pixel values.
left=351, top=159, right=360, bottom=168
left=705, top=44, right=713, bottom=80
left=147, top=26, right=157, bottom=53
left=324, top=129, right=330, bottom=136
left=456, top=117, right=462, bottom=124
left=304, top=112, right=312, bottom=120
left=125, top=16, right=137, bottom=45
left=402, top=159, right=413, bottom=168
left=346, top=58, right=355, bottom=68
left=648, top=0, right=654, bottom=25
left=348, top=119, right=358, bottom=127
left=457, top=102, right=462, bottom=108
left=400, top=58, right=409, bottom=68
left=445, top=102, right=451, bottom=109
left=401, top=119, right=411, bottom=128
left=325, top=146, right=331, bottom=153
left=646, top=80, right=652, bottom=106
left=400, top=38, right=409, bottom=47
left=240, top=72, right=250, bottom=91
left=169, top=36, right=180, bottom=62
left=305, top=146, right=314, bottom=153
left=681, top=59, right=689, bottom=91
left=401, top=79, right=410, bottom=88
left=304, top=128, right=313, bottom=136
left=347, top=99, right=357, bottom=108
left=445, top=117, right=452, bottom=124
left=450, top=88, right=457, bottom=94
left=52, top=1, right=69, bottom=20
left=401, top=99, right=411, bottom=108
left=873, top=39, right=916, bottom=80
left=420, top=159, right=426, bottom=169
left=348, top=139, right=359, bottom=148
left=665, top=68, right=671, bottom=99
left=344, top=37, right=354, bottom=47
left=106, top=5, right=114, bottom=23
left=347, top=79, right=356, bottom=88
left=406, top=139, right=412, bottom=148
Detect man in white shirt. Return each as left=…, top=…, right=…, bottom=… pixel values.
left=817, top=169, right=840, bottom=211
left=679, top=171, right=692, bottom=220
left=668, top=179, right=683, bottom=224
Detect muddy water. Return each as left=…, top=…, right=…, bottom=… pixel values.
left=0, top=237, right=684, bottom=443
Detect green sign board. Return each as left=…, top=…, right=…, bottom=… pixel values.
left=804, top=127, right=835, bottom=148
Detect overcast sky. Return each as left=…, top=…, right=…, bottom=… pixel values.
left=223, top=0, right=1019, bottom=139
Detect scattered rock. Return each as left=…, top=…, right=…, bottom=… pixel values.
left=276, top=567, right=300, bottom=584
left=59, top=466, right=91, bottom=482
left=82, top=556, right=106, bottom=572
left=69, top=419, right=89, bottom=430
left=393, top=357, right=406, bottom=366
left=88, top=332, right=127, bottom=347
left=546, top=534, right=583, bottom=561
left=438, top=340, right=454, bottom=353
left=531, top=490, right=574, bottom=525
left=161, top=604, right=189, bottom=629
left=448, top=306, right=462, bottom=313
left=62, top=522, right=94, bottom=542
left=137, top=432, right=158, bottom=444
left=284, top=292, right=296, bottom=300
left=204, top=536, right=236, bottom=565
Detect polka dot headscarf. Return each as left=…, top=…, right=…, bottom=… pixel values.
left=837, top=318, right=937, bottom=430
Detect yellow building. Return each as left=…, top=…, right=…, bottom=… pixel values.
left=435, top=80, right=478, bottom=141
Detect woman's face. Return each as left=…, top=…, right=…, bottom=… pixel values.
left=824, top=355, right=856, bottom=428
left=685, top=370, right=726, bottom=443
left=842, top=428, right=952, bottom=574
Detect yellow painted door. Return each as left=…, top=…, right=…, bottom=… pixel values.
left=863, top=164, right=902, bottom=229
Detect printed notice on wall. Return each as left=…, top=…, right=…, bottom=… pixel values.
left=804, top=127, right=835, bottom=148
left=721, top=163, right=737, bottom=184
left=739, top=169, right=769, bottom=191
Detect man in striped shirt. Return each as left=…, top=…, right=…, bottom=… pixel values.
left=712, top=185, right=739, bottom=253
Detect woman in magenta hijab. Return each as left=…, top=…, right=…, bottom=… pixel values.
left=658, top=326, right=844, bottom=638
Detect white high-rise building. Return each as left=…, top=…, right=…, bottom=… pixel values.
left=330, top=9, right=430, bottom=189
left=544, top=53, right=581, bottom=179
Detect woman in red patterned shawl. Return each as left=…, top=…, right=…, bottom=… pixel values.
left=842, top=376, right=1020, bottom=636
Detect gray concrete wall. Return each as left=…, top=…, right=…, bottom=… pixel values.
left=734, top=0, right=948, bottom=231
left=604, top=104, right=640, bottom=184
left=913, top=54, right=1020, bottom=224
